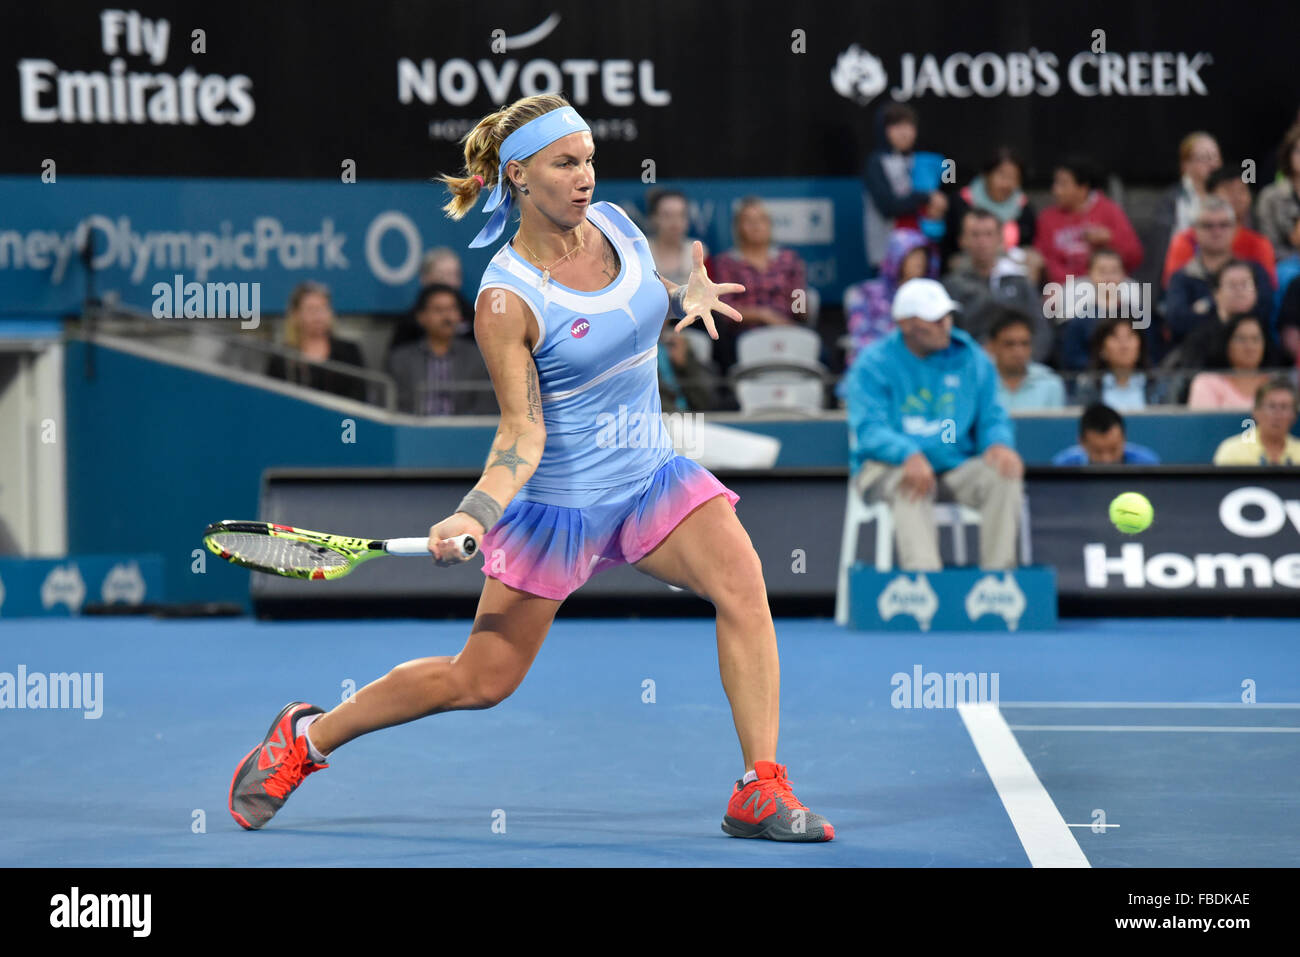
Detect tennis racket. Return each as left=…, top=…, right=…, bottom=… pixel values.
left=202, top=520, right=477, bottom=580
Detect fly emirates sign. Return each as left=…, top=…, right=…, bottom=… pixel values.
left=17, top=9, right=254, bottom=126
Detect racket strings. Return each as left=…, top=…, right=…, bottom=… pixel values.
left=212, top=532, right=349, bottom=571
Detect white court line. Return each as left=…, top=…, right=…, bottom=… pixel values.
left=998, top=701, right=1300, bottom=709
left=957, top=701, right=1089, bottom=868
left=1009, top=725, right=1300, bottom=733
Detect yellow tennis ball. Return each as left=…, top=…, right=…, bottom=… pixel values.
left=1109, top=492, right=1153, bottom=534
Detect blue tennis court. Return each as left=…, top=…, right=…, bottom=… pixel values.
left=2, top=616, right=1295, bottom=867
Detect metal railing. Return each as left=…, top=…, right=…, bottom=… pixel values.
left=70, top=298, right=398, bottom=410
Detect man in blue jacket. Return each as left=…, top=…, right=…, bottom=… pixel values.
left=846, top=278, right=1025, bottom=570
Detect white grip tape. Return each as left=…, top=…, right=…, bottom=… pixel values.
left=385, top=535, right=476, bottom=559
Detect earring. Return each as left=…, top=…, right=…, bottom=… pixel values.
left=520, top=185, right=530, bottom=195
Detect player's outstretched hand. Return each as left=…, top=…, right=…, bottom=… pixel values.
left=428, top=513, right=483, bottom=566
left=674, top=240, right=745, bottom=340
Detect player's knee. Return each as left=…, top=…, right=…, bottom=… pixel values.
left=453, top=667, right=522, bottom=710
left=706, top=544, right=766, bottom=611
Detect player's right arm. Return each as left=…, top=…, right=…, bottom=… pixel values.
left=428, top=287, right=546, bottom=560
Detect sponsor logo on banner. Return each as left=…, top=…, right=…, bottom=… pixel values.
left=964, top=573, right=1027, bottom=630
left=1083, top=487, right=1300, bottom=591
left=101, top=561, right=147, bottom=605
left=396, top=13, right=671, bottom=145
left=750, top=199, right=835, bottom=245
left=877, top=573, right=939, bottom=631
left=18, top=10, right=255, bottom=127
left=41, top=564, right=86, bottom=612
left=0, top=209, right=426, bottom=293
left=832, top=43, right=1212, bottom=105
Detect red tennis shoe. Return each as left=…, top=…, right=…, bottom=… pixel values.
left=229, top=701, right=328, bottom=830
left=722, top=760, right=834, bottom=841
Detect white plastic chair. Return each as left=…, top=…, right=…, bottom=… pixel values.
left=735, top=379, right=824, bottom=416
left=834, top=477, right=1033, bottom=626
left=730, top=326, right=828, bottom=381
left=679, top=328, right=714, bottom=366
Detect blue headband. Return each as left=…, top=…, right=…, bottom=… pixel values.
left=468, top=106, right=592, bottom=248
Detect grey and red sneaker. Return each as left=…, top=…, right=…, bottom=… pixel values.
left=721, top=760, right=834, bottom=842
left=229, top=701, right=328, bottom=830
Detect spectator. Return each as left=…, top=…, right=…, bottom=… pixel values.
left=1051, top=403, right=1161, bottom=465
left=425, top=247, right=469, bottom=337
left=389, top=280, right=474, bottom=352
left=844, top=228, right=935, bottom=365
left=1174, top=260, right=1266, bottom=369
left=646, top=189, right=708, bottom=286
left=1212, top=376, right=1300, bottom=465
left=1186, top=315, right=1275, bottom=411
left=386, top=283, right=497, bottom=415
left=863, top=103, right=947, bottom=269
left=389, top=247, right=473, bottom=351
left=1074, top=316, right=1165, bottom=410
left=942, top=208, right=1050, bottom=359
left=708, top=196, right=809, bottom=371
left=1163, top=201, right=1274, bottom=345
left=1035, top=156, right=1143, bottom=287
left=1256, top=123, right=1300, bottom=261
left=267, top=281, right=367, bottom=402
left=1058, top=248, right=1137, bottom=370
left=420, top=246, right=463, bottom=289
left=1275, top=277, right=1300, bottom=365
left=1163, top=166, right=1277, bottom=288
left=657, top=323, right=717, bottom=412
left=845, top=278, right=1023, bottom=571
left=942, top=146, right=1038, bottom=262
left=1152, top=132, right=1222, bottom=269
left=986, top=308, right=1065, bottom=410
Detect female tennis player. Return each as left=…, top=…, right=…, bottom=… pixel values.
left=229, top=93, right=833, bottom=842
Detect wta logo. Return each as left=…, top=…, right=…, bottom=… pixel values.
left=570, top=317, right=590, bottom=338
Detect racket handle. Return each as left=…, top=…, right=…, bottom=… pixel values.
left=385, top=535, right=478, bottom=559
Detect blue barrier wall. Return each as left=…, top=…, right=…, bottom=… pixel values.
left=63, top=341, right=1283, bottom=608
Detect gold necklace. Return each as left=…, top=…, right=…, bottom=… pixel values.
left=516, top=227, right=585, bottom=286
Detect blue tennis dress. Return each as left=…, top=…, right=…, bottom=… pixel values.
left=473, top=201, right=738, bottom=599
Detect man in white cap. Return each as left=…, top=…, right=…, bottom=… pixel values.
left=845, top=277, right=1025, bottom=570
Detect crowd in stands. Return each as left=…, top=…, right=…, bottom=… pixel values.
left=254, top=108, right=1300, bottom=476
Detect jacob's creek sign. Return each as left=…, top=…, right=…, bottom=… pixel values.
left=832, top=45, right=1212, bottom=105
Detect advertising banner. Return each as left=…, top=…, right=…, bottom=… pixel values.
left=1028, top=469, right=1300, bottom=604
left=0, top=554, right=163, bottom=617
left=0, top=175, right=862, bottom=315
left=2, top=2, right=1294, bottom=184
left=846, top=566, right=1058, bottom=631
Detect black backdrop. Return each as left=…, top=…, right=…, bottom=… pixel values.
left=4, top=0, right=1298, bottom=185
